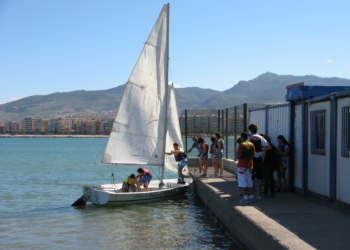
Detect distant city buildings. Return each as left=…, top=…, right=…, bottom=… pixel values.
left=1, top=117, right=115, bottom=135
left=1, top=112, right=245, bottom=135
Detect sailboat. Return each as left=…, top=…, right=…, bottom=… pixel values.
left=72, top=3, right=191, bottom=206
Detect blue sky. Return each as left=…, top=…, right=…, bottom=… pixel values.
left=0, top=0, right=349, bottom=104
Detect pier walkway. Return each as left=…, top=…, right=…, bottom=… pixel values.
left=187, top=160, right=350, bottom=250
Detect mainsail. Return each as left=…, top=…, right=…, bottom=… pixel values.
left=102, top=4, right=169, bottom=166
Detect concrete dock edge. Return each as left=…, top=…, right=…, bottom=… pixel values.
left=190, top=174, right=315, bottom=250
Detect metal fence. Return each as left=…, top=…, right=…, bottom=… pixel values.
left=180, top=103, right=266, bottom=159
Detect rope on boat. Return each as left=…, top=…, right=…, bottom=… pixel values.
left=149, top=166, right=161, bottom=181
left=149, top=166, right=165, bottom=188
left=111, top=173, right=120, bottom=192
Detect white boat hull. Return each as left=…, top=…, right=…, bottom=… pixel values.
left=81, top=178, right=192, bottom=205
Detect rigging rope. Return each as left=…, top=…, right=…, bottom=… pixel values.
left=149, top=166, right=162, bottom=181
left=110, top=168, right=120, bottom=192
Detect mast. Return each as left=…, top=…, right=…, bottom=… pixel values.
left=160, top=3, right=170, bottom=183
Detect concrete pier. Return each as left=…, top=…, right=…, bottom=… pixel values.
left=187, top=158, right=350, bottom=250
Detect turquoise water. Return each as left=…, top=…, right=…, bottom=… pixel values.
left=0, top=138, right=239, bottom=249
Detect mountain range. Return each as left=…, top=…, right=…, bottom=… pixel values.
left=1, top=72, right=350, bottom=122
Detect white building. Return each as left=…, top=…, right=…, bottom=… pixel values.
left=249, top=83, right=350, bottom=207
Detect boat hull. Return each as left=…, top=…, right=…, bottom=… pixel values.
left=82, top=178, right=192, bottom=205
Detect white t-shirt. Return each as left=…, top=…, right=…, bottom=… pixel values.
left=247, top=133, right=269, bottom=158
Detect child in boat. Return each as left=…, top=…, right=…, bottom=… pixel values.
left=165, top=142, right=188, bottom=184
left=136, top=168, right=152, bottom=192
left=122, top=174, right=138, bottom=192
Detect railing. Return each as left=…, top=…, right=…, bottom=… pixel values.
left=180, top=103, right=266, bottom=159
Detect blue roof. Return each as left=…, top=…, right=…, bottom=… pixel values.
left=286, top=86, right=350, bottom=102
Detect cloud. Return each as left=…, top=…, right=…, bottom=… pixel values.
left=168, top=81, right=181, bottom=88
left=325, top=59, right=332, bottom=64
left=342, top=64, right=348, bottom=69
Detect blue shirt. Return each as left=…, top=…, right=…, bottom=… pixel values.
left=191, top=142, right=200, bottom=153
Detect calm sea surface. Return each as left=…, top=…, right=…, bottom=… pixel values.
left=0, top=138, right=240, bottom=249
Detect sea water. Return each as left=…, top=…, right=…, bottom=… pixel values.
left=0, top=138, right=240, bottom=249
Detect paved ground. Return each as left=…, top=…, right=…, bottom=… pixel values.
left=188, top=165, right=350, bottom=250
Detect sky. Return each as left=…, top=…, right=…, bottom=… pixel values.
left=0, top=0, right=349, bottom=104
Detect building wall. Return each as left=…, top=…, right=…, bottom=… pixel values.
left=336, top=97, right=350, bottom=204
left=308, top=101, right=330, bottom=197
left=249, top=104, right=290, bottom=146
left=294, top=104, right=303, bottom=189
left=267, top=104, right=290, bottom=146
left=249, top=108, right=266, bottom=135
left=22, top=117, right=33, bottom=134
left=33, top=119, right=48, bottom=134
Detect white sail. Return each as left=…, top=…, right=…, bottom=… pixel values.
left=165, top=83, right=183, bottom=171
left=102, top=4, right=169, bottom=165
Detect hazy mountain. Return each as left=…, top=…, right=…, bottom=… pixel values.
left=203, top=72, right=350, bottom=108
left=1, top=72, right=350, bottom=122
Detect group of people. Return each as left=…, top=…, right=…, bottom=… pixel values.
left=122, top=124, right=289, bottom=199
left=123, top=142, right=190, bottom=193
left=236, top=123, right=289, bottom=203
left=121, top=168, right=152, bottom=192
left=187, top=132, right=225, bottom=178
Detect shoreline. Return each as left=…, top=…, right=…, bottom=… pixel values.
left=0, top=134, right=109, bottom=138
left=0, top=134, right=237, bottom=139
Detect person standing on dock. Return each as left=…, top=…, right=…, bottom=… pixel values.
left=236, top=132, right=256, bottom=203
left=260, top=134, right=277, bottom=198
left=210, top=136, right=219, bottom=177
left=186, top=136, right=201, bottom=174
left=277, top=135, right=290, bottom=192
left=247, top=124, right=272, bottom=201
left=198, top=137, right=209, bottom=177
left=165, top=142, right=188, bottom=184
left=214, top=132, right=224, bottom=178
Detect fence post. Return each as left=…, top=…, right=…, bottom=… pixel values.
left=207, top=114, right=210, bottom=134
left=234, top=106, right=237, bottom=160
left=217, top=109, right=220, bottom=133
left=185, top=109, right=188, bottom=151
left=243, top=103, right=248, bottom=132
left=222, top=109, right=224, bottom=134
left=225, top=108, right=228, bottom=159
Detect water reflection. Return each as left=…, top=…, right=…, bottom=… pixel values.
left=76, top=193, right=239, bottom=249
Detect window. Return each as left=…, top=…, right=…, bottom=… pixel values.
left=311, top=110, right=326, bottom=155
left=342, top=106, right=350, bottom=157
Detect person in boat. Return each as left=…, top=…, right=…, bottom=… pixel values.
left=165, top=142, right=188, bottom=184
left=214, top=132, right=224, bottom=178
left=186, top=136, right=201, bottom=174
left=136, top=168, right=152, bottom=192
left=236, top=132, right=256, bottom=204
left=198, top=137, right=209, bottom=177
left=122, top=174, right=138, bottom=192
left=247, top=123, right=272, bottom=201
